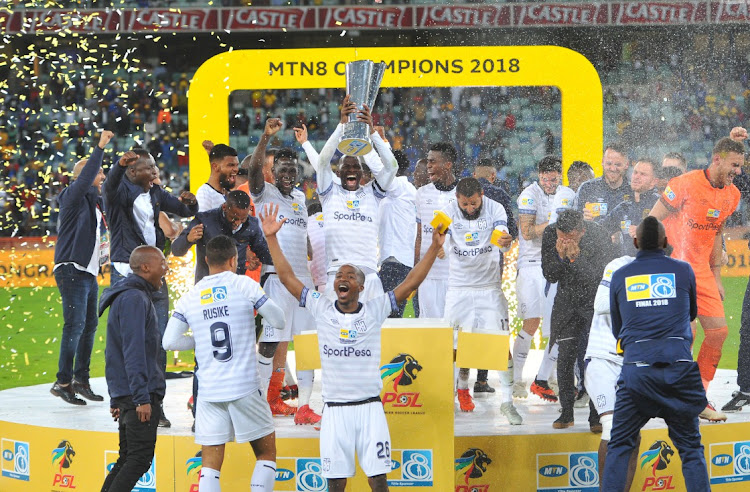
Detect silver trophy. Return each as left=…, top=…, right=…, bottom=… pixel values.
left=338, top=60, right=386, bottom=157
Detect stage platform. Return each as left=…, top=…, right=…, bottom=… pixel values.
left=2, top=352, right=750, bottom=491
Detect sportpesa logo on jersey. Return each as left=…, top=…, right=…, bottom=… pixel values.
left=333, top=211, right=373, bottom=222
left=625, top=274, right=676, bottom=303
left=200, top=286, right=228, bottom=305
left=278, top=214, right=306, bottom=228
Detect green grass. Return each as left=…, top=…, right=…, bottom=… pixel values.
left=0, top=279, right=746, bottom=391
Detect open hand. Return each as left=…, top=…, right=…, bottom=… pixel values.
left=259, top=203, right=286, bottom=237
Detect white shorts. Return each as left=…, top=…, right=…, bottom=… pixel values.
left=319, top=400, right=392, bottom=479
left=417, top=278, right=448, bottom=318
left=584, top=357, right=622, bottom=415
left=325, top=271, right=384, bottom=302
left=195, top=390, right=275, bottom=446
left=516, top=263, right=546, bottom=320
left=259, top=275, right=315, bottom=342
left=540, top=282, right=557, bottom=338
left=445, top=288, right=509, bottom=349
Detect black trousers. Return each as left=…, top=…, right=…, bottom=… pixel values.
left=101, top=394, right=162, bottom=492
left=556, top=314, right=597, bottom=423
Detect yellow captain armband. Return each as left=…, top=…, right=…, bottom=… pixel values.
left=616, top=339, right=624, bottom=355
left=430, top=210, right=452, bottom=234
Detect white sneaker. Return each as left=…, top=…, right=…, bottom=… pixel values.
left=512, top=381, right=528, bottom=398
left=699, top=403, right=727, bottom=422
left=574, top=392, right=590, bottom=408
left=500, top=401, right=523, bottom=425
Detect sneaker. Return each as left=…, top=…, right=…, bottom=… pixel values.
left=530, top=379, right=558, bottom=402
left=269, top=397, right=297, bottom=416
left=158, top=409, right=172, bottom=428
left=71, top=379, right=104, bottom=402
left=722, top=391, right=750, bottom=413
left=281, top=384, right=299, bottom=401
left=500, top=401, right=523, bottom=425
left=50, top=382, right=86, bottom=406
left=457, top=389, right=475, bottom=412
left=699, top=403, right=727, bottom=422
left=574, top=391, right=590, bottom=409
left=512, top=382, right=528, bottom=399
left=553, top=415, right=574, bottom=429
left=473, top=381, right=495, bottom=396
left=294, top=405, right=322, bottom=425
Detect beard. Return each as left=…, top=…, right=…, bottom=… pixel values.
left=460, top=203, right=482, bottom=221
left=219, top=175, right=233, bottom=191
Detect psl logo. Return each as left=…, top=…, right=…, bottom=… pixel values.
left=186, top=451, right=202, bottom=492
left=380, top=353, right=423, bottom=408
left=2, top=438, right=30, bottom=481
left=640, top=441, right=675, bottom=491
left=537, top=452, right=599, bottom=491
left=709, top=440, right=750, bottom=485
left=105, top=450, right=156, bottom=492
left=455, top=448, right=492, bottom=491
left=51, top=440, right=76, bottom=488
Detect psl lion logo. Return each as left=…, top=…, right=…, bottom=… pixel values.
left=640, top=440, right=674, bottom=476
left=455, top=448, right=492, bottom=484
left=380, top=353, right=423, bottom=391
left=51, top=440, right=75, bottom=473
left=186, top=450, right=202, bottom=477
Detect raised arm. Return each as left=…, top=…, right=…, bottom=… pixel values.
left=247, top=118, right=282, bottom=195
left=317, top=95, right=356, bottom=194
left=393, top=227, right=446, bottom=304
left=295, top=124, right=321, bottom=171
left=104, top=150, right=138, bottom=203
left=259, top=204, right=305, bottom=300
left=171, top=216, right=204, bottom=257
left=68, top=131, right=113, bottom=202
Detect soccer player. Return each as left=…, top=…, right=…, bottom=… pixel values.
left=415, top=142, right=459, bottom=318
left=260, top=203, right=445, bottom=492
left=315, top=95, right=397, bottom=302
left=649, top=136, right=744, bottom=421
left=604, top=217, right=709, bottom=492
left=513, top=156, right=562, bottom=399
left=661, top=151, right=688, bottom=172
left=441, top=178, right=520, bottom=424
left=196, top=142, right=239, bottom=211
left=307, top=202, right=327, bottom=292
left=603, top=159, right=660, bottom=256
left=575, top=143, right=630, bottom=223
left=163, top=235, right=285, bottom=492
left=246, top=117, right=320, bottom=423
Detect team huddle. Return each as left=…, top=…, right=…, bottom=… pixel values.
left=54, top=98, right=747, bottom=491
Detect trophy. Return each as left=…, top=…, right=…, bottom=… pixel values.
left=337, top=60, right=386, bottom=157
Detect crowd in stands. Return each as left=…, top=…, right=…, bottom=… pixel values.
left=1, top=47, right=749, bottom=237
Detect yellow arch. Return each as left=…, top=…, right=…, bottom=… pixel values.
left=188, top=46, right=602, bottom=191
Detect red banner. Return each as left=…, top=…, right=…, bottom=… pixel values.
left=416, top=6, right=511, bottom=28
left=514, top=3, right=608, bottom=26
left=2, top=3, right=749, bottom=34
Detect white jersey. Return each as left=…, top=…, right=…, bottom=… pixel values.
left=300, top=287, right=397, bottom=403
left=415, top=182, right=456, bottom=280
left=549, top=186, right=576, bottom=224
left=196, top=183, right=226, bottom=212
left=252, top=183, right=309, bottom=276
left=443, top=196, right=509, bottom=289
left=379, top=175, right=417, bottom=268
left=172, top=271, right=269, bottom=402
left=319, top=181, right=384, bottom=274
left=585, top=255, right=634, bottom=363
left=517, top=182, right=558, bottom=268
left=307, top=212, right=328, bottom=289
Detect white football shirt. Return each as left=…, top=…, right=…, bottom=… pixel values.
left=252, top=183, right=309, bottom=277
left=196, top=183, right=226, bottom=212
left=300, top=288, right=397, bottom=403
left=379, top=175, right=417, bottom=268
left=171, top=271, right=270, bottom=402
left=549, top=186, right=576, bottom=224
left=585, top=255, right=634, bottom=363
left=517, top=182, right=558, bottom=268
left=307, top=212, right=328, bottom=289
left=415, top=182, right=456, bottom=280
left=442, top=196, right=509, bottom=289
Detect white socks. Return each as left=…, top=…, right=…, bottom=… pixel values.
left=284, top=361, right=296, bottom=386
left=457, top=368, right=470, bottom=390
left=199, top=467, right=221, bottom=492
left=257, top=355, right=273, bottom=397
left=499, top=364, right=514, bottom=403
left=513, top=331, right=532, bottom=383
left=250, top=460, right=276, bottom=490
left=297, top=370, right=314, bottom=407
left=537, top=343, right=559, bottom=381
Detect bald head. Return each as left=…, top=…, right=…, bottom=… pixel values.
left=129, top=245, right=165, bottom=272
left=72, top=159, right=88, bottom=179
left=635, top=216, right=667, bottom=251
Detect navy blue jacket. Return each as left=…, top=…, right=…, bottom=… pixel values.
left=171, top=207, right=272, bottom=283
left=99, top=274, right=166, bottom=406
left=478, top=177, right=518, bottom=240
left=574, top=176, right=632, bottom=224
left=103, top=162, right=198, bottom=263
left=54, top=146, right=105, bottom=268
left=603, top=190, right=660, bottom=256
left=610, top=249, right=697, bottom=365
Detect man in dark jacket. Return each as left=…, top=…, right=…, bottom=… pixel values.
left=603, top=217, right=708, bottom=491
left=51, top=130, right=113, bottom=405
left=99, top=245, right=167, bottom=492
left=104, top=148, right=198, bottom=427
left=542, top=209, right=617, bottom=430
